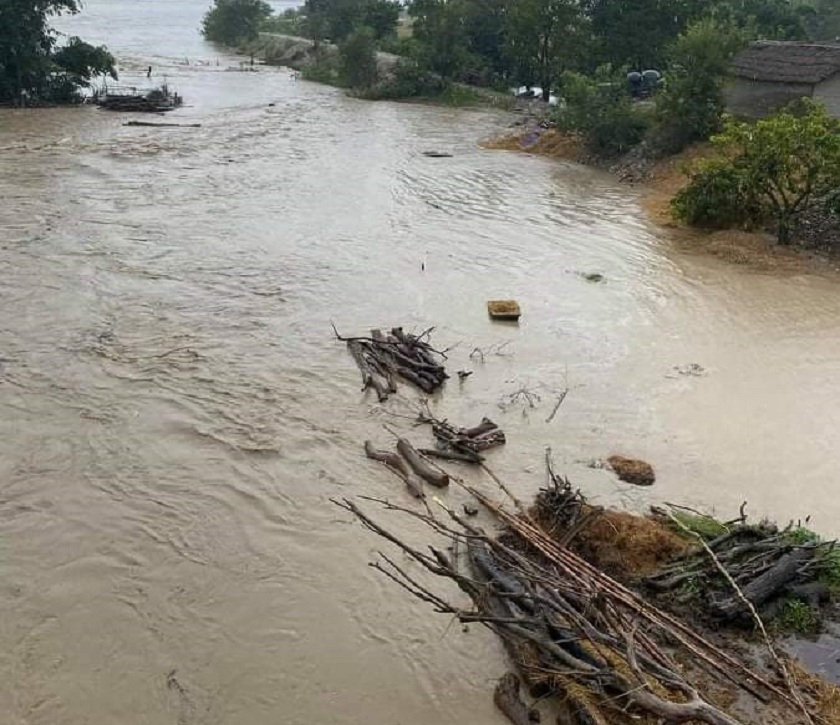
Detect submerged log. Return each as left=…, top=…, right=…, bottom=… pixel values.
left=364, top=441, right=424, bottom=498
left=397, top=438, right=449, bottom=488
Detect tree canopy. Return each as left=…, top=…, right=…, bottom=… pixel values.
left=304, top=0, right=400, bottom=42
left=0, top=0, right=117, bottom=105
left=202, top=0, right=273, bottom=45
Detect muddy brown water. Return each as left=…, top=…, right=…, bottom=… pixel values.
left=4, top=1, right=840, bottom=722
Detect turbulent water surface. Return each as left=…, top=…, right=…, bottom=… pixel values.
left=4, top=2, right=840, bottom=722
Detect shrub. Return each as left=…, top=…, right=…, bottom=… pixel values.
left=362, top=58, right=444, bottom=99
left=555, top=70, right=650, bottom=158
left=671, top=159, right=755, bottom=229
left=672, top=101, right=840, bottom=243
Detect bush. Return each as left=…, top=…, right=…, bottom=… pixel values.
left=301, top=54, right=343, bottom=85
left=672, top=100, right=840, bottom=243
left=339, top=26, right=378, bottom=88
left=555, top=70, right=650, bottom=158
left=362, top=58, right=444, bottom=99
left=671, top=159, right=755, bottom=229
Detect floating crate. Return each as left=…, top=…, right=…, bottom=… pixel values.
left=487, top=300, right=521, bottom=321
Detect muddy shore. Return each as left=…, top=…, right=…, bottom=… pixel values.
left=483, top=127, right=840, bottom=271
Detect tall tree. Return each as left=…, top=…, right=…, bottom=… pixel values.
left=304, top=0, right=400, bottom=42
left=0, top=0, right=78, bottom=102
left=0, top=0, right=117, bottom=105
left=505, top=0, right=586, bottom=101
left=201, top=0, right=273, bottom=45
left=409, top=0, right=471, bottom=80
left=653, top=18, right=746, bottom=153
left=708, top=0, right=810, bottom=40
left=584, top=0, right=704, bottom=70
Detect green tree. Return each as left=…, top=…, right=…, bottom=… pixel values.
left=360, top=0, right=400, bottom=39
left=339, top=26, right=379, bottom=87
left=52, top=37, right=117, bottom=82
left=802, top=0, right=840, bottom=40
left=505, top=0, right=587, bottom=101
left=653, top=18, right=745, bottom=153
left=674, top=101, right=840, bottom=244
left=304, top=0, right=400, bottom=42
left=0, top=0, right=78, bottom=103
left=0, top=0, right=118, bottom=105
left=461, top=0, right=509, bottom=81
left=584, top=0, right=704, bottom=70
left=201, top=0, right=272, bottom=45
left=409, top=0, right=471, bottom=80
left=708, top=0, right=810, bottom=40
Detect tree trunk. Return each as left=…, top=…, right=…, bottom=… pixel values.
left=776, top=215, right=792, bottom=245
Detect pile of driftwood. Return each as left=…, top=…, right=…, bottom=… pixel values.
left=417, top=411, right=506, bottom=464
left=334, top=325, right=448, bottom=400
left=645, top=509, right=837, bottom=626
left=365, top=438, right=449, bottom=499
left=335, top=465, right=821, bottom=725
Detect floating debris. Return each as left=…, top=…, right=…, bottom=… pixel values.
left=608, top=455, right=656, bottom=486
left=488, top=300, right=522, bottom=321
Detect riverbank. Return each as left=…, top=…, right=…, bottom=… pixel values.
left=243, top=32, right=516, bottom=108
left=484, top=127, right=840, bottom=271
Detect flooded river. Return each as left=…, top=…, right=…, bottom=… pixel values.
left=3, top=1, right=840, bottom=722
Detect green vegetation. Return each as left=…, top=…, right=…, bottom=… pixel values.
left=202, top=0, right=272, bottom=45
left=0, top=0, right=117, bottom=106
left=555, top=69, right=652, bottom=157
left=652, top=19, right=746, bottom=155
left=775, top=597, right=821, bottom=636
left=305, top=0, right=401, bottom=43
left=201, top=0, right=837, bottom=123
left=673, top=101, right=840, bottom=244
left=261, top=8, right=308, bottom=36
left=669, top=511, right=729, bottom=540
left=339, top=27, right=378, bottom=89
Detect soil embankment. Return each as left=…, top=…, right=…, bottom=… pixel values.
left=244, top=32, right=399, bottom=78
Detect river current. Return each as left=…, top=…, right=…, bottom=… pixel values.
left=3, top=2, right=840, bottom=722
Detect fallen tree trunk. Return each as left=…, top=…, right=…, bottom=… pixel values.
left=713, top=547, right=815, bottom=620
left=397, top=438, right=449, bottom=488
left=364, top=441, right=424, bottom=498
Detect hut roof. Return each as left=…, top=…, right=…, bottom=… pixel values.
left=731, top=41, right=840, bottom=85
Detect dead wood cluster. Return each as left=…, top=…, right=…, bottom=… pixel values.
left=335, top=325, right=448, bottom=400
left=335, top=456, right=827, bottom=725
left=645, top=510, right=838, bottom=628
left=416, top=410, right=506, bottom=464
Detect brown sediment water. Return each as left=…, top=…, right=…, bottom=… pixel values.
left=4, top=1, right=840, bottom=722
